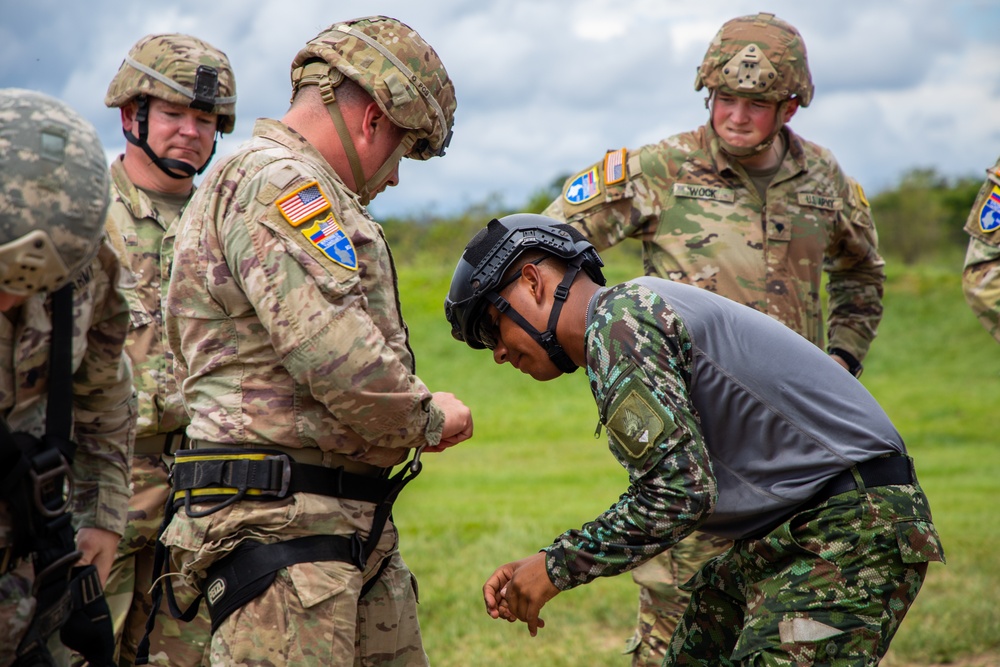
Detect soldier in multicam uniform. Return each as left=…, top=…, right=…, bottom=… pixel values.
left=0, top=89, right=135, bottom=665
left=445, top=214, right=943, bottom=665
left=962, top=155, right=1000, bottom=343
left=542, top=13, right=886, bottom=664
left=158, top=16, right=472, bottom=667
left=99, top=33, right=237, bottom=666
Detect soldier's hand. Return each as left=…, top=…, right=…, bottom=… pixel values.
left=426, top=391, right=472, bottom=452
left=485, top=553, right=555, bottom=637
left=75, top=527, right=122, bottom=586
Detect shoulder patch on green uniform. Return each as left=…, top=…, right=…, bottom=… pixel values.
left=604, top=148, right=627, bottom=186
left=301, top=212, right=358, bottom=270
left=276, top=181, right=332, bottom=227
left=797, top=192, right=844, bottom=211
left=607, top=380, right=669, bottom=466
left=672, top=183, right=735, bottom=203
left=564, top=166, right=601, bottom=205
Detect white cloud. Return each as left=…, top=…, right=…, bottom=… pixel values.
left=3, top=0, right=999, bottom=218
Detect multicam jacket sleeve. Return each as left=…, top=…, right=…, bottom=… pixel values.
left=543, top=284, right=715, bottom=591
left=543, top=124, right=884, bottom=361
left=962, top=156, right=1000, bottom=343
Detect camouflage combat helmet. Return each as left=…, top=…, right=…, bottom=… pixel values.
left=105, top=33, right=237, bottom=178
left=289, top=16, right=457, bottom=204
left=445, top=214, right=605, bottom=373
left=694, top=12, right=814, bottom=107
left=0, top=88, right=110, bottom=296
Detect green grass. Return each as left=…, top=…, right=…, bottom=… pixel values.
left=390, top=250, right=1000, bottom=666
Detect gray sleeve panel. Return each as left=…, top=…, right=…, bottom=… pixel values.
left=632, top=277, right=904, bottom=538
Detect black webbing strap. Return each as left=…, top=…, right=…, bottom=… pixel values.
left=136, top=447, right=425, bottom=664
left=10, top=285, right=115, bottom=666
left=802, top=454, right=914, bottom=511
left=202, top=534, right=365, bottom=633
left=169, top=450, right=397, bottom=518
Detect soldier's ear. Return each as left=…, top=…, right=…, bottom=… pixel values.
left=783, top=98, right=800, bottom=123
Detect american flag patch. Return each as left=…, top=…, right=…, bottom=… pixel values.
left=276, top=181, right=331, bottom=227
left=604, top=148, right=626, bottom=185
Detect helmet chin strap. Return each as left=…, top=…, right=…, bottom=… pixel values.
left=708, top=91, right=789, bottom=159
left=484, top=256, right=586, bottom=374
left=311, top=72, right=415, bottom=206
left=124, top=96, right=215, bottom=180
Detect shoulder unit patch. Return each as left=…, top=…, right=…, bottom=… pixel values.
left=276, top=181, right=331, bottom=227
left=565, top=166, right=601, bottom=205
left=979, top=184, right=1000, bottom=233
left=302, top=212, right=358, bottom=269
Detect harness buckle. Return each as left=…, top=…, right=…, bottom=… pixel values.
left=258, top=453, right=292, bottom=498
left=29, top=451, right=73, bottom=519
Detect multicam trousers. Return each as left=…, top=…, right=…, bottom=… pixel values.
left=625, top=532, right=733, bottom=667
left=161, top=491, right=428, bottom=667
left=666, top=481, right=945, bottom=666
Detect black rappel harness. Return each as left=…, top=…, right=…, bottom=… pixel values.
left=0, top=284, right=117, bottom=666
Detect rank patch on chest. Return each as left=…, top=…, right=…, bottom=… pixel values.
left=302, top=212, right=358, bottom=270
left=607, top=388, right=664, bottom=463
left=604, top=148, right=627, bottom=186
left=565, top=166, right=601, bottom=204
left=276, top=181, right=331, bottom=227
left=980, top=184, right=1000, bottom=233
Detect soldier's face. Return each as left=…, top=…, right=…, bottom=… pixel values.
left=124, top=98, right=218, bottom=170
left=359, top=114, right=407, bottom=200
left=485, top=286, right=563, bottom=382
left=711, top=93, right=780, bottom=148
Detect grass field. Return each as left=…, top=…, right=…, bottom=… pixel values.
left=389, top=248, right=1000, bottom=666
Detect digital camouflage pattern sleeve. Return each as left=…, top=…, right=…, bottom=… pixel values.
left=962, top=156, right=1000, bottom=343
left=543, top=283, right=716, bottom=591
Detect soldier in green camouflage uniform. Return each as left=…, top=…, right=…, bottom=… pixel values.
left=161, top=17, right=472, bottom=667
left=445, top=214, right=943, bottom=666
left=962, top=155, right=1000, bottom=343
left=0, top=88, right=135, bottom=665
left=99, top=33, right=237, bottom=666
left=542, top=14, right=885, bottom=664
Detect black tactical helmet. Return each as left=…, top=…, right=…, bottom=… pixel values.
left=445, top=214, right=605, bottom=372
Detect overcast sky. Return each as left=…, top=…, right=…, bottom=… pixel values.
left=3, top=0, right=999, bottom=219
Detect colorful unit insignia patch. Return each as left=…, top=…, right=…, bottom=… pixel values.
left=604, top=148, right=626, bottom=185
left=276, top=181, right=331, bottom=226
left=302, top=212, right=358, bottom=269
left=980, top=184, right=1000, bottom=233
left=565, top=166, right=600, bottom=205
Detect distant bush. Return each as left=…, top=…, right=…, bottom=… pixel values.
left=870, top=168, right=981, bottom=265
